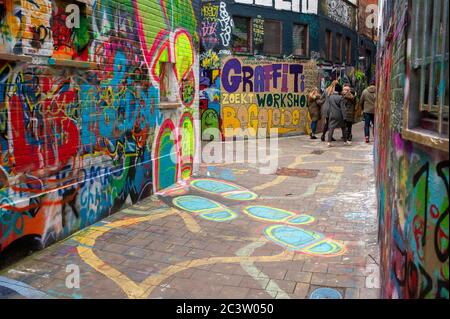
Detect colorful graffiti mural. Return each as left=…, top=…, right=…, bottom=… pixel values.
left=199, top=1, right=223, bottom=141
left=376, top=0, right=449, bottom=299
left=0, top=0, right=199, bottom=256
left=200, top=66, right=221, bottom=141
left=0, top=0, right=53, bottom=55
left=376, top=136, right=449, bottom=299
left=220, top=56, right=315, bottom=138
left=52, top=0, right=91, bottom=61
left=320, top=0, right=356, bottom=29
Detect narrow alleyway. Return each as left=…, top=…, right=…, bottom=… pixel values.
left=0, top=123, right=380, bottom=299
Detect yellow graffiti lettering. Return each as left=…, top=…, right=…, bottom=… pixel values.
left=222, top=93, right=254, bottom=105
left=292, top=109, right=300, bottom=126
left=248, top=104, right=258, bottom=136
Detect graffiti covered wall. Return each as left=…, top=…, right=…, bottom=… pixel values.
left=199, top=1, right=320, bottom=140
left=319, top=0, right=356, bottom=29
left=375, top=0, right=449, bottom=299
left=0, top=0, right=53, bottom=56
left=0, top=0, right=200, bottom=258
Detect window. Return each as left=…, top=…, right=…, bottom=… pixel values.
left=293, top=24, right=309, bottom=57
left=253, top=19, right=283, bottom=56
left=232, top=16, right=251, bottom=53
left=405, top=0, right=449, bottom=151
left=345, top=37, right=352, bottom=64
left=325, top=30, right=332, bottom=61
left=160, top=62, right=179, bottom=105
left=336, top=33, right=343, bottom=63
left=263, top=20, right=282, bottom=56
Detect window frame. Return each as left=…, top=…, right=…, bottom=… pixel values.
left=231, top=15, right=252, bottom=54
left=292, top=23, right=309, bottom=58
left=263, top=19, right=283, bottom=56
left=402, top=0, right=449, bottom=152
left=345, top=37, right=352, bottom=65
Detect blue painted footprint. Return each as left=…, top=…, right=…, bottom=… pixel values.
left=172, top=195, right=238, bottom=222
left=190, top=178, right=258, bottom=201
left=170, top=179, right=345, bottom=257
left=264, top=225, right=345, bottom=256
left=242, top=206, right=315, bottom=225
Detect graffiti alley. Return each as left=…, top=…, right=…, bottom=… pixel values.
left=0, top=0, right=448, bottom=302
left=0, top=122, right=380, bottom=299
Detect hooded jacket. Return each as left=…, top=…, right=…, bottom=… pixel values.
left=360, top=85, right=376, bottom=114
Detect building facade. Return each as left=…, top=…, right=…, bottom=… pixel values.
left=0, top=0, right=200, bottom=259
left=376, top=0, right=449, bottom=299
left=200, top=0, right=377, bottom=140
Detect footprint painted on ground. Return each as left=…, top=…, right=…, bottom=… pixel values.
left=242, top=206, right=315, bottom=225
left=169, top=178, right=345, bottom=257
left=190, top=178, right=258, bottom=201
left=264, top=225, right=345, bottom=256
left=172, top=195, right=238, bottom=222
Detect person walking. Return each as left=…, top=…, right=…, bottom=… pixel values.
left=307, top=87, right=324, bottom=139
left=320, top=80, right=339, bottom=142
left=360, top=80, right=376, bottom=143
left=342, top=84, right=357, bottom=141
left=327, top=83, right=351, bottom=147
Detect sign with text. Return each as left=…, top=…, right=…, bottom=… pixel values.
left=220, top=57, right=313, bottom=138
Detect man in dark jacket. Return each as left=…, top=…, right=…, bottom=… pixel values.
left=360, top=81, right=376, bottom=143
left=327, top=83, right=351, bottom=147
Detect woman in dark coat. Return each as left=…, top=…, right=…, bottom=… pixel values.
left=342, top=84, right=357, bottom=141
left=320, top=80, right=339, bottom=142
left=307, top=87, right=323, bottom=139
left=327, top=83, right=351, bottom=147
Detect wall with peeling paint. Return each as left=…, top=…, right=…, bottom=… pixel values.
left=0, top=0, right=200, bottom=260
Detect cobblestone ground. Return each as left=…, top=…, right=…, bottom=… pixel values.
left=0, top=122, right=380, bottom=299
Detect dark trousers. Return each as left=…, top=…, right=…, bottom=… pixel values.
left=364, top=113, right=375, bottom=138
left=321, top=118, right=329, bottom=138
left=342, top=121, right=353, bottom=140
left=311, top=120, right=318, bottom=135
left=329, top=124, right=347, bottom=143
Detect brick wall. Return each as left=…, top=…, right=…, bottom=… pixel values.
left=0, top=0, right=200, bottom=257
